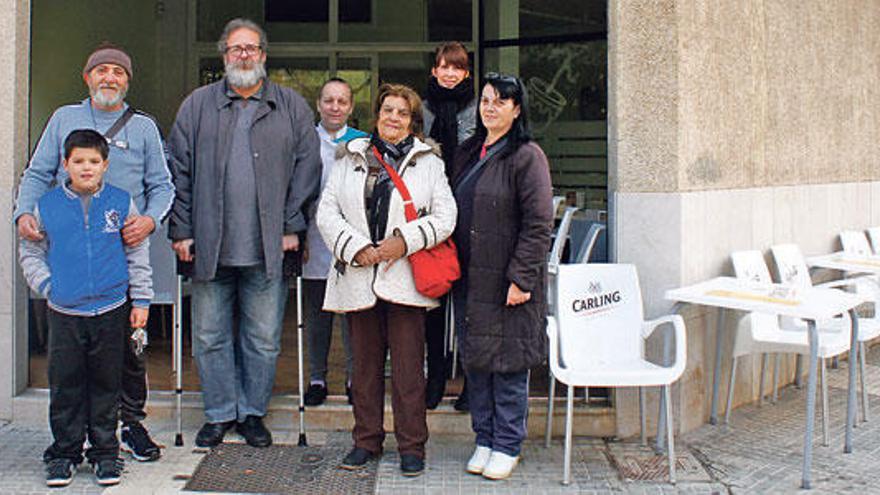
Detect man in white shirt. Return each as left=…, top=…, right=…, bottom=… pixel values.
left=303, top=77, right=367, bottom=406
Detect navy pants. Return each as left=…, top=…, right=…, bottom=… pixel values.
left=465, top=368, right=530, bottom=457
left=454, top=282, right=530, bottom=457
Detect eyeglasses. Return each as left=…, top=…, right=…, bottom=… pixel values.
left=225, top=44, right=263, bottom=57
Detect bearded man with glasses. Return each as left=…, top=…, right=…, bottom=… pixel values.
left=168, top=18, right=321, bottom=448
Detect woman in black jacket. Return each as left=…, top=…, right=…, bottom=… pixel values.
left=450, top=74, right=553, bottom=480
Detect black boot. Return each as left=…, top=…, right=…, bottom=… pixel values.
left=453, top=378, right=469, bottom=412
left=425, top=376, right=445, bottom=410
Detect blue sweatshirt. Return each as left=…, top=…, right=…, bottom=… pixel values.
left=14, top=98, right=174, bottom=228
left=19, top=182, right=153, bottom=316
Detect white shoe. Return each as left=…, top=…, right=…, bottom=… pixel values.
left=466, top=446, right=492, bottom=474
left=482, top=451, right=519, bottom=480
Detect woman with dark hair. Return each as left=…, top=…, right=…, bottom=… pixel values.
left=450, top=74, right=553, bottom=480
left=422, top=41, right=477, bottom=410
left=317, top=83, right=457, bottom=477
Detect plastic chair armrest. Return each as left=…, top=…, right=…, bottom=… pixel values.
left=641, top=314, right=681, bottom=339
left=815, top=274, right=878, bottom=290
left=816, top=277, right=880, bottom=307
left=642, top=314, right=688, bottom=380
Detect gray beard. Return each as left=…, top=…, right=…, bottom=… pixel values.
left=225, top=62, right=266, bottom=89
left=91, top=87, right=127, bottom=109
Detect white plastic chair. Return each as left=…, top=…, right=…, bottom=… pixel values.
left=546, top=263, right=686, bottom=484
left=572, top=222, right=607, bottom=264
left=866, top=227, right=880, bottom=254
left=771, top=243, right=880, bottom=423
left=545, top=212, right=603, bottom=443
left=547, top=206, right=580, bottom=316
left=727, top=251, right=853, bottom=440
left=839, top=230, right=880, bottom=311
left=840, top=230, right=873, bottom=256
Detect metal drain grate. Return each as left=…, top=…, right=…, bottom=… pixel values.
left=184, top=443, right=377, bottom=494
left=614, top=453, right=706, bottom=482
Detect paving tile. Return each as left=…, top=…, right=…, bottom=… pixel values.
left=6, top=346, right=880, bottom=493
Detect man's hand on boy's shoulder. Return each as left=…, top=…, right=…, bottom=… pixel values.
left=130, top=307, right=149, bottom=329
left=17, top=213, right=44, bottom=241
left=122, top=215, right=155, bottom=246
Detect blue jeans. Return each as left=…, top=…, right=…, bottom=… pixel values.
left=191, top=265, right=287, bottom=423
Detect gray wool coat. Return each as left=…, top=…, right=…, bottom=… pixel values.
left=167, top=79, right=321, bottom=281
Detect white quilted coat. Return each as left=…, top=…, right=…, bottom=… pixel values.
left=316, top=136, right=457, bottom=312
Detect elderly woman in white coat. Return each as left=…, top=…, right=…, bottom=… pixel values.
left=317, top=83, right=456, bottom=477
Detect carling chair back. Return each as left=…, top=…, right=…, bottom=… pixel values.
left=840, top=230, right=873, bottom=256
left=548, top=263, right=686, bottom=484
left=770, top=244, right=813, bottom=289
left=555, top=264, right=644, bottom=372
left=730, top=250, right=778, bottom=354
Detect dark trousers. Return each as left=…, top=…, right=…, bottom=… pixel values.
left=466, top=368, right=530, bottom=457
left=119, top=325, right=147, bottom=424
left=348, top=300, right=428, bottom=458
left=453, top=281, right=528, bottom=457
left=424, top=299, right=448, bottom=387
left=303, top=279, right=352, bottom=383
left=44, top=304, right=128, bottom=464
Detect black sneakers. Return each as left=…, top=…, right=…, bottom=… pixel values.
left=121, top=422, right=161, bottom=461
left=92, top=457, right=123, bottom=486
left=236, top=415, right=273, bottom=447
left=340, top=447, right=378, bottom=470
left=304, top=383, right=328, bottom=406
left=45, top=458, right=76, bottom=487
left=400, top=454, right=425, bottom=477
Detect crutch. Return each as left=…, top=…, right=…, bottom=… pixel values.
left=285, top=250, right=308, bottom=447
left=174, top=253, right=194, bottom=447
left=172, top=272, right=184, bottom=446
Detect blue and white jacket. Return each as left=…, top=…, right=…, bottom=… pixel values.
left=19, top=181, right=153, bottom=316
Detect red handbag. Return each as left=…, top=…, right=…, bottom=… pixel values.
left=371, top=147, right=460, bottom=298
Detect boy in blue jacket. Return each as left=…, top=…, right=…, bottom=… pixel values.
left=19, top=129, right=153, bottom=487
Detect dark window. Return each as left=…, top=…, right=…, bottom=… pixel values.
left=265, top=0, right=371, bottom=23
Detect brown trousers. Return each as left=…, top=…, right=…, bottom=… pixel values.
left=348, top=300, right=428, bottom=458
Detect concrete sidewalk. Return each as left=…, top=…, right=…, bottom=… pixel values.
left=5, top=347, right=880, bottom=494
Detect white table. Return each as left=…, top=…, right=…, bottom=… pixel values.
left=807, top=251, right=880, bottom=274
left=665, top=276, right=866, bottom=489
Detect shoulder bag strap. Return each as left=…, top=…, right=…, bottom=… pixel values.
left=371, top=146, right=419, bottom=222
left=453, top=137, right=507, bottom=194
left=103, top=107, right=136, bottom=141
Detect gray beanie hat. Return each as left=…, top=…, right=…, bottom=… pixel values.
left=83, top=47, right=133, bottom=79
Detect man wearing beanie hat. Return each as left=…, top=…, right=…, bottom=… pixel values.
left=14, top=42, right=173, bottom=464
